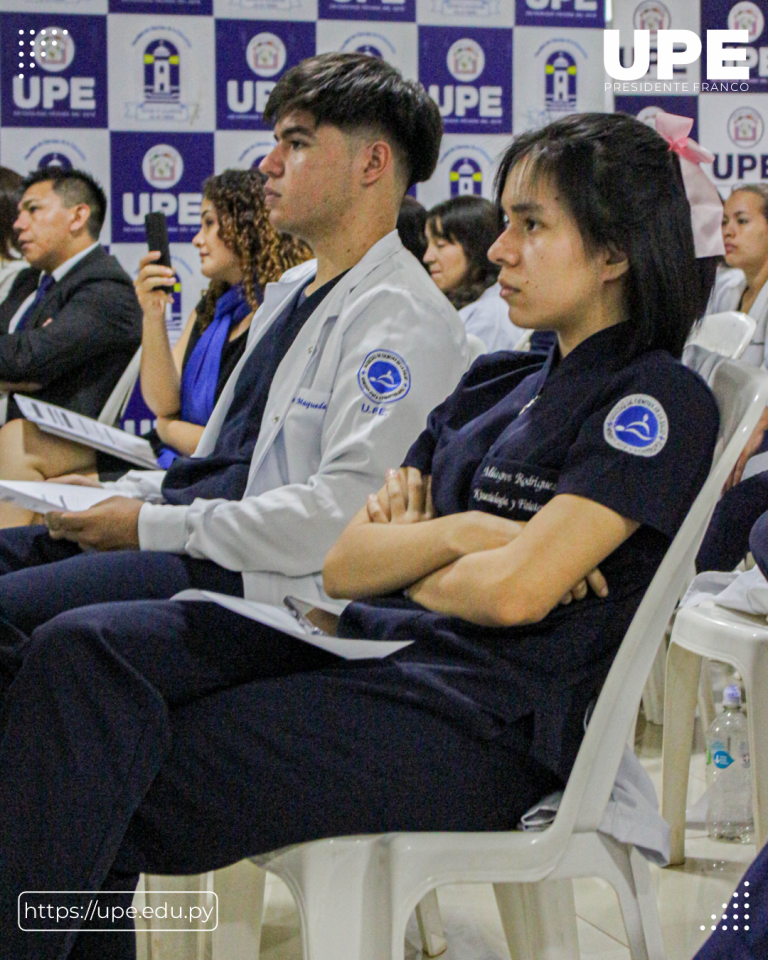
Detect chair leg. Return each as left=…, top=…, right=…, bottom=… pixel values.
left=697, top=660, right=717, bottom=733
left=135, top=875, right=149, bottom=960
left=494, top=880, right=579, bottom=960
left=414, top=890, right=447, bottom=957
left=745, top=653, right=768, bottom=849
left=662, top=643, right=702, bottom=865
left=212, top=861, right=267, bottom=960
left=143, top=873, right=209, bottom=960
left=591, top=845, right=662, bottom=960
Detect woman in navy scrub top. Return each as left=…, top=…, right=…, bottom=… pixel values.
left=0, top=114, right=721, bottom=960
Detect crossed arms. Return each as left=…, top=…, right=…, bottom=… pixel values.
left=323, top=467, right=639, bottom=628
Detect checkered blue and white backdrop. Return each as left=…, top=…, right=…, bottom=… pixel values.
left=1, top=0, right=766, bottom=322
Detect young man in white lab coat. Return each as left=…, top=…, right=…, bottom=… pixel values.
left=0, top=53, right=469, bottom=630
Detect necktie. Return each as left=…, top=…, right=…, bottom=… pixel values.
left=16, top=274, right=55, bottom=332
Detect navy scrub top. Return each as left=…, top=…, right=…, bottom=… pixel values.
left=339, top=323, right=720, bottom=781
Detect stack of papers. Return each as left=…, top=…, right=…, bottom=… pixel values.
left=0, top=481, right=115, bottom=514
left=15, top=395, right=158, bottom=469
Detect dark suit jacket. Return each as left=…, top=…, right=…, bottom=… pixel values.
left=0, top=246, right=142, bottom=420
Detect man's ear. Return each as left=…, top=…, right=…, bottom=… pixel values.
left=603, top=243, right=629, bottom=282
left=360, top=140, right=394, bottom=188
left=68, top=202, right=92, bottom=236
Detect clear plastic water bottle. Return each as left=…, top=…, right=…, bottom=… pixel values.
left=705, top=685, right=754, bottom=843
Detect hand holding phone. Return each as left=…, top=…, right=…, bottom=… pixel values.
left=135, top=213, right=176, bottom=318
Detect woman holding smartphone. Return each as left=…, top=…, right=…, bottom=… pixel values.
left=0, top=169, right=310, bottom=526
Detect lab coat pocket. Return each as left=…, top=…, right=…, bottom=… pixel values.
left=282, top=389, right=332, bottom=475
left=470, top=458, right=559, bottom=522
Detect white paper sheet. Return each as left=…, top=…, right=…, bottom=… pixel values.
left=15, top=395, right=158, bottom=469
left=0, top=481, right=116, bottom=515
left=172, top=589, right=414, bottom=660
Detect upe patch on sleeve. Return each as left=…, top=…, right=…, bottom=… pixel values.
left=357, top=350, right=411, bottom=404
left=603, top=394, right=668, bottom=457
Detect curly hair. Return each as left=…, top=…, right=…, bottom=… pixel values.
left=196, top=169, right=311, bottom=330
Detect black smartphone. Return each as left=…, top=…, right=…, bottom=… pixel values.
left=144, top=212, right=172, bottom=269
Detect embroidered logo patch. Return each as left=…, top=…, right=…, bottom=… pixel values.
left=603, top=394, right=668, bottom=457
left=357, top=350, right=411, bottom=404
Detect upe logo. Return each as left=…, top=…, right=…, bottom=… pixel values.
left=447, top=38, right=485, bottom=82
left=12, top=26, right=96, bottom=114
left=34, top=26, right=75, bottom=72
left=450, top=157, right=482, bottom=196
left=358, top=350, right=411, bottom=405
left=545, top=50, right=577, bottom=111
left=37, top=151, right=73, bottom=169
left=144, top=40, right=180, bottom=105
left=603, top=394, right=668, bottom=457
left=247, top=33, right=287, bottom=78
left=728, top=107, right=764, bottom=147
left=728, top=2, right=764, bottom=43
left=604, top=29, right=751, bottom=81
left=633, top=1, right=670, bottom=33
left=355, top=44, right=384, bottom=58
left=143, top=144, right=184, bottom=188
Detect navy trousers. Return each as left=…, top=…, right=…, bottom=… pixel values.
left=0, top=598, right=559, bottom=960
left=696, top=472, right=768, bottom=573
left=693, top=837, right=768, bottom=959
left=0, top=525, right=243, bottom=632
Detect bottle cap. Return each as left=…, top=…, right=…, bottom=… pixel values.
left=723, top=685, right=742, bottom=707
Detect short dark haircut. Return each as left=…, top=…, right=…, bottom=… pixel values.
left=397, top=195, right=428, bottom=264
left=264, top=53, right=442, bottom=189
left=495, top=112, right=700, bottom=359
left=22, top=166, right=107, bottom=240
left=426, top=195, right=503, bottom=309
left=0, top=167, right=23, bottom=260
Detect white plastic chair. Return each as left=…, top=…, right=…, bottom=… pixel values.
left=661, top=601, right=768, bottom=865
left=204, top=360, right=767, bottom=960
left=97, top=347, right=142, bottom=425
left=687, top=311, right=756, bottom=361
left=465, top=333, right=487, bottom=364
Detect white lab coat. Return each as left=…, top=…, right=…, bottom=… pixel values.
left=458, top=283, right=526, bottom=353
left=707, top=266, right=768, bottom=368
left=106, top=231, right=469, bottom=608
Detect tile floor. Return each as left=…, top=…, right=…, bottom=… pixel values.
left=253, top=716, right=758, bottom=960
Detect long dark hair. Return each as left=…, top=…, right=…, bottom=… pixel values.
left=0, top=167, right=23, bottom=260
left=196, top=169, right=311, bottom=331
left=495, top=113, right=700, bottom=359
left=426, top=195, right=503, bottom=310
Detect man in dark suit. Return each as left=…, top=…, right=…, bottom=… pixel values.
left=0, top=166, right=142, bottom=421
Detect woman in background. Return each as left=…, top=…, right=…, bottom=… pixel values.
left=135, top=168, right=310, bottom=467
left=697, top=184, right=768, bottom=570
left=0, top=167, right=26, bottom=306
left=424, top=194, right=526, bottom=352
left=0, top=168, right=310, bottom=527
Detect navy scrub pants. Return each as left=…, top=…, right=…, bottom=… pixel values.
left=696, top=471, right=768, bottom=573
left=0, top=598, right=559, bottom=960
left=0, top=524, right=243, bottom=632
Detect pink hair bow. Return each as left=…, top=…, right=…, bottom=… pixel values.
left=648, top=110, right=724, bottom=259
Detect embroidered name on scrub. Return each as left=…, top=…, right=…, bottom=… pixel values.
left=358, top=350, right=411, bottom=415
left=470, top=460, right=559, bottom=521
left=603, top=394, right=668, bottom=457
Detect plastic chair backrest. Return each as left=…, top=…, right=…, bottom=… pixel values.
left=549, top=361, right=768, bottom=837
left=466, top=334, right=487, bottom=364
left=97, top=347, right=142, bottom=425
left=688, top=311, right=756, bottom=360
left=514, top=329, right=533, bottom=352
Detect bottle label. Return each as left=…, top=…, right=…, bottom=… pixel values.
left=713, top=749, right=734, bottom=769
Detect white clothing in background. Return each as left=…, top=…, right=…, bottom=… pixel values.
left=707, top=266, right=768, bottom=368
left=458, top=283, right=526, bottom=353
left=0, top=257, right=27, bottom=308
left=106, top=231, right=470, bottom=610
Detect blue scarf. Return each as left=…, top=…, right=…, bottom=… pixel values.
left=156, top=284, right=254, bottom=469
